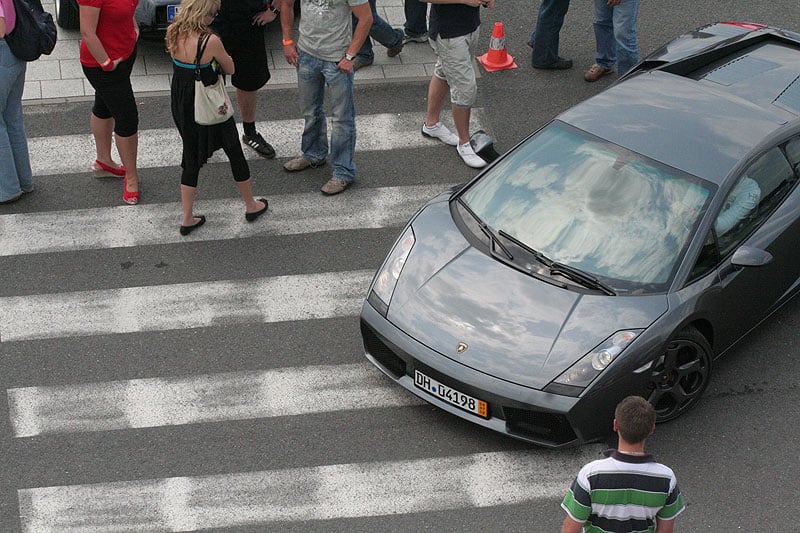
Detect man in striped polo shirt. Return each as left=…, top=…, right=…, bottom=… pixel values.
left=561, top=396, right=685, bottom=533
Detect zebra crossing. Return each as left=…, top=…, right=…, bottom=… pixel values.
left=1, top=101, right=604, bottom=532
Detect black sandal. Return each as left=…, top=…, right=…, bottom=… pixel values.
left=180, top=215, right=206, bottom=236
left=245, top=199, right=269, bottom=222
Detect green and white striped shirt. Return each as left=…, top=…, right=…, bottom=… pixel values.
left=561, top=450, right=685, bottom=533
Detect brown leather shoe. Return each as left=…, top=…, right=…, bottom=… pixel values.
left=584, top=64, right=613, bottom=82
left=321, top=177, right=351, bottom=195
left=387, top=40, right=404, bottom=58
left=352, top=58, right=373, bottom=71
left=284, top=156, right=324, bottom=172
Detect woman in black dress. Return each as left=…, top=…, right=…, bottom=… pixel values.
left=165, top=0, right=268, bottom=235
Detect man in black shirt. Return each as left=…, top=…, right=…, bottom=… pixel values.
left=420, top=0, right=494, bottom=168
left=213, top=0, right=278, bottom=158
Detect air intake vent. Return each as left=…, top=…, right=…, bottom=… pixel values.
left=703, top=55, right=780, bottom=86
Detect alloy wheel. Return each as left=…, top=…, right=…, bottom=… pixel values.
left=647, top=326, right=712, bottom=422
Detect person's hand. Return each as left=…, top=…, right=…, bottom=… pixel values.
left=283, top=44, right=299, bottom=68
left=481, top=0, right=495, bottom=7
left=338, top=57, right=354, bottom=74
left=463, top=0, right=483, bottom=6
left=103, top=58, right=121, bottom=71
left=252, top=9, right=276, bottom=25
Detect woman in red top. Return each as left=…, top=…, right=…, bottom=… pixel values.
left=79, top=0, right=141, bottom=204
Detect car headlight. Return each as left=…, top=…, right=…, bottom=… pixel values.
left=369, top=226, right=415, bottom=315
left=545, top=330, right=641, bottom=396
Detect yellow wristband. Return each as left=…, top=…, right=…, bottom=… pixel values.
left=282, top=39, right=294, bottom=46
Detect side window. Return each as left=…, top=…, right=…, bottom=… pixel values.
left=715, top=147, right=794, bottom=256
left=785, top=137, right=800, bottom=172
left=687, top=229, right=719, bottom=282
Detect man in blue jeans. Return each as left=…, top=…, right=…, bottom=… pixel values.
left=529, top=0, right=572, bottom=70
left=403, top=0, right=429, bottom=42
left=584, top=0, right=639, bottom=82
left=279, top=0, right=372, bottom=196
left=352, top=0, right=405, bottom=70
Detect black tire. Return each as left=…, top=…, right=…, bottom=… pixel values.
left=646, top=326, right=712, bottom=422
left=55, top=0, right=80, bottom=30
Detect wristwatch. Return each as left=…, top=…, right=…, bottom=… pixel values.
left=344, top=53, right=355, bottom=61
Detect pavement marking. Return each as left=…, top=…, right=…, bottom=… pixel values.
left=17, top=447, right=602, bottom=531
left=0, top=270, right=374, bottom=342
left=0, top=184, right=451, bottom=256
left=8, top=362, right=424, bottom=437
left=28, top=110, right=486, bottom=177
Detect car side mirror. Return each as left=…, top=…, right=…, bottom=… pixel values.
left=469, top=130, right=501, bottom=164
left=730, top=245, right=773, bottom=267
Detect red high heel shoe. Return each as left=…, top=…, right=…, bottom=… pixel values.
left=123, top=177, right=139, bottom=205
left=93, top=159, right=126, bottom=177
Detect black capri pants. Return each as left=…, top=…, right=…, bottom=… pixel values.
left=82, top=46, right=139, bottom=137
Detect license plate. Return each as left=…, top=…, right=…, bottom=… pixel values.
left=414, top=370, right=488, bottom=418
left=167, top=5, right=180, bottom=22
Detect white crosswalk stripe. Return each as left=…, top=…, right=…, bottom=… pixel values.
left=8, top=362, right=425, bottom=437
left=0, top=270, right=373, bottom=342
left=2, top=103, right=590, bottom=532
left=0, top=184, right=452, bottom=256
left=27, top=111, right=486, bottom=177
left=18, top=448, right=601, bottom=532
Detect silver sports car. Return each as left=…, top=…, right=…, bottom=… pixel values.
left=361, top=22, right=800, bottom=447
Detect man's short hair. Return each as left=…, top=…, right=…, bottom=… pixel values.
left=615, top=396, right=656, bottom=444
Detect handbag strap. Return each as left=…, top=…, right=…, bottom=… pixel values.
left=194, top=34, right=211, bottom=81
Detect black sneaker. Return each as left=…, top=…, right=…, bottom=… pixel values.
left=242, top=132, right=276, bottom=158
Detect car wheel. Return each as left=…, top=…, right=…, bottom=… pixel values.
left=646, top=326, right=712, bottom=422
left=55, top=0, right=80, bottom=30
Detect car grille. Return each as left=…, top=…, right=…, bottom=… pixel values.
left=361, top=321, right=406, bottom=378
left=504, top=407, right=577, bottom=446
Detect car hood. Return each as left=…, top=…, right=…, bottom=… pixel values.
left=386, top=198, right=668, bottom=390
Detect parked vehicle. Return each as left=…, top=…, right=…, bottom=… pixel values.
left=360, top=22, right=800, bottom=447
left=55, top=0, right=182, bottom=32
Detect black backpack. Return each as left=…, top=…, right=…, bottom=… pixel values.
left=5, top=0, right=57, bottom=61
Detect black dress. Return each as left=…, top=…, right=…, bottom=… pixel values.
left=170, top=37, right=249, bottom=187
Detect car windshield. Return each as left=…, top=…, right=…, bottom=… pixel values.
left=460, top=121, right=715, bottom=293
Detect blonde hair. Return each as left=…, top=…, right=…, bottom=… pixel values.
left=165, top=0, right=221, bottom=55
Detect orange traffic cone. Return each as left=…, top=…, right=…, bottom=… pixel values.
left=477, top=22, right=518, bottom=72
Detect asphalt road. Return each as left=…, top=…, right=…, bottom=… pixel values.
left=2, top=1, right=800, bottom=531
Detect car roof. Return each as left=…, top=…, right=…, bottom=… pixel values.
left=559, top=34, right=800, bottom=185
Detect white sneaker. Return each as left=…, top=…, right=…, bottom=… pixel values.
left=421, top=122, right=459, bottom=146
left=457, top=142, right=487, bottom=168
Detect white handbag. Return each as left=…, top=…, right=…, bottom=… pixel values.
left=193, top=34, right=233, bottom=126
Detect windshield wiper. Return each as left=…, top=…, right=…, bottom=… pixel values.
left=498, top=230, right=551, bottom=267
left=456, top=198, right=513, bottom=260
left=496, top=229, right=615, bottom=295
left=549, top=262, right=616, bottom=296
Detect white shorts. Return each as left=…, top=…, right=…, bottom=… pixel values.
left=430, top=28, right=480, bottom=108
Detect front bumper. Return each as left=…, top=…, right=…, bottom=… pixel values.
left=136, top=0, right=178, bottom=31
left=361, top=300, right=618, bottom=448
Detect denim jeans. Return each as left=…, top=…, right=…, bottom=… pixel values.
left=404, top=0, right=427, bottom=37
left=592, top=0, right=639, bottom=76
left=354, top=0, right=404, bottom=63
left=529, top=0, right=570, bottom=67
left=0, top=40, right=33, bottom=202
left=297, top=51, right=356, bottom=183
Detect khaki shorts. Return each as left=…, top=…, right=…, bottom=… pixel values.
left=430, top=28, right=480, bottom=108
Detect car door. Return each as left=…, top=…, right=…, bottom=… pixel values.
left=690, top=137, right=800, bottom=352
